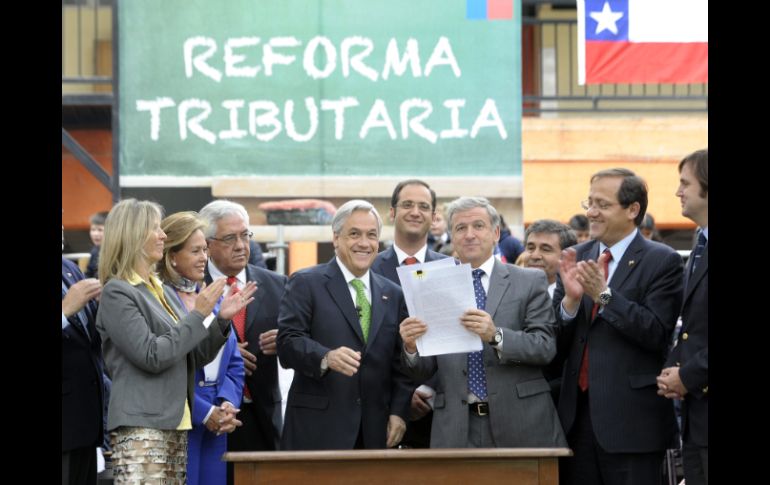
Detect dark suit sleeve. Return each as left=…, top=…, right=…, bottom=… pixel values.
left=601, top=250, right=683, bottom=352
left=191, top=317, right=234, bottom=369
left=680, top=347, right=708, bottom=399
left=277, top=272, right=331, bottom=379
left=665, top=339, right=681, bottom=368
left=400, top=351, right=438, bottom=382
left=63, top=259, right=101, bottom=339
left=552, top=273, right=583, bottom=353
left=63, top=314, right=85, bottom=338
left=389, top=297, right=414, bottom=420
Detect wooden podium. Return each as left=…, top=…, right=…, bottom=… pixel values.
left=224, top=448, right=572, bottom=485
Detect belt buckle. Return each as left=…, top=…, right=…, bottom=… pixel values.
left=471, top=402, right=489, bottom=416
left=477, top=402, right=489, bottom=416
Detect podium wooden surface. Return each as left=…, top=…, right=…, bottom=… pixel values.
left=224, top=448, right=572, bottom=485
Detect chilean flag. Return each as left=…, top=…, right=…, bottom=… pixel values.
left=578, top=0, right=708, bottom=85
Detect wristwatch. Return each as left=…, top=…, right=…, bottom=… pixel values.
left=488, top=328, right=503, bottom=345
left=598, top=287, right=612, bottom=306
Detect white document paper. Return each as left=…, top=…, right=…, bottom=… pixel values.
left=397, top=261, right=482, bottom=356
left=396, top=257, right=455, bottom=315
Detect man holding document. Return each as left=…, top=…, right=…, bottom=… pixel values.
left=399, top=196, right=567, bottom=448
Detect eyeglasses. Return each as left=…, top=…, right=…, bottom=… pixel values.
left=209, top=231, right=253, bottom=246
left=396, top=200, right=432, bottom=212
left=580, top=199, right=617, bottom=211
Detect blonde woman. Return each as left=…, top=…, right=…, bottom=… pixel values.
left=96, top=199, right=255, bottom=484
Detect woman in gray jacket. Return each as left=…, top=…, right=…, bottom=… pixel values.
left=96, top=199, right=255, bottom=484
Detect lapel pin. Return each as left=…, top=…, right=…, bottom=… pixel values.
left=628, top=260, right=635, bottom=267
left=66, top=272, right=72, bottom=277
left=382, top=295, right=388, bottom=300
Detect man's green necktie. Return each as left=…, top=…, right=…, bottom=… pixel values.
left=350, top=279, right=371, bottom=342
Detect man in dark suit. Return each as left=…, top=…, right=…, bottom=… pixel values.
left=399, top=197, right=567, bottom=448
left=200, top=201, right=288, bottom=466
left=370, top=179, right=447, bottom=448
left=657, top=149, right=708, bottom=485
left=554, top=168, right=684, bottom=485
left=371, top=179, right=447, bottom=280
left=62, top=229, right=105, bottom=485
left=277, top=200, right=412, bottom=450
left=522, top=219, right=578, bottom=405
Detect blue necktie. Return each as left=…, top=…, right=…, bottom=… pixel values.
left=690, top=231, right=707, bottom=275
left=467, top=268, right=488, bottom=401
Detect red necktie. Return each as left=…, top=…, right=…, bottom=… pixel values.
left=578, top=248, right=612, bottom=392
left=403, top=256, right=419, bottom=265
left=227, top=276, right=251, bottom=400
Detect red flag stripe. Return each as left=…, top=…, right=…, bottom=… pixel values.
left=585, top=41, right=708, bottom=84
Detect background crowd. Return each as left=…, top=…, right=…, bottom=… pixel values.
left=63, top=149, right=707, bottom=485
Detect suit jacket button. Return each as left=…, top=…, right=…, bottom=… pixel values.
left=579, top=337, right=585, bottom=343
left=570, top=370, right=577, bottom=376
left=356, top=398, right=361, bottom=405
left=682, top=332, right=689, bottom=340
left=198, top=380, right=205, bottom=387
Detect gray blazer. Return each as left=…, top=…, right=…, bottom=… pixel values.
left=96, top=278, right=231, bottom=431
left=402, top=260, right=567, bottom=448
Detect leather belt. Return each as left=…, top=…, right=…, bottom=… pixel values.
left=469, top=402, right=489, bottom=416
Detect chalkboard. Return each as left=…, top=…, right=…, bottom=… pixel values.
left=119, top=0, right=521, bottom=177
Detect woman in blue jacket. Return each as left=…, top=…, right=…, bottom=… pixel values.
left=159, top=211, right=247, bottom=485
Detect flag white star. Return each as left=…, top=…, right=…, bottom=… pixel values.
left=589, top=1, right=624, bottom=35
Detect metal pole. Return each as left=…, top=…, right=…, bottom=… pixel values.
left=267, top=225, right=289, bottom=276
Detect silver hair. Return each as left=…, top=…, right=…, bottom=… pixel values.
left=331, top=199, right=382, bottom=235
left=199, top=200, right=250, bottom=238
left=445, top=196, right=501, bottom=231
